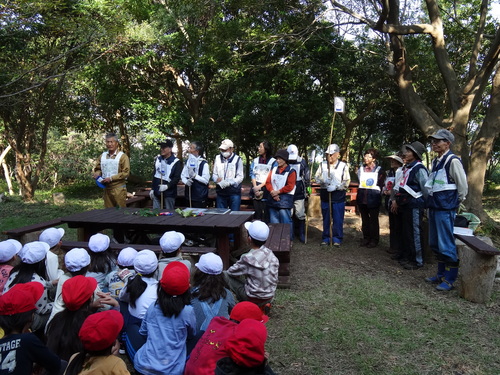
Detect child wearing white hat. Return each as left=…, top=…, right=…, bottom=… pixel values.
left=3, top=241, right=54, bottom=332
left=0, top=240, right=22, bottom=295
left=86, top=233, right=117, bottom=292
left=104, top=247, right=138, bottom=299
left=156, top=231, right=192, bottom=280
left=39, top=227, right=65, bottom=282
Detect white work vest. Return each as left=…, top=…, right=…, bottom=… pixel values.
left=290, top=157, right=304, bottom=181
left=100, top=151, right=124, bottom=178
left=252, top=157, right=276, bottom=184
left=270, top=167, right=296, bottom=195
left=398, top=162, right=424, bottom=198
left=320, top=160, right=347, bottom=190
left=154, top=156, right=179, bottom=182
left=425, top=154, right=457, bottom=194
left=359, top=166, right=381, bottom=191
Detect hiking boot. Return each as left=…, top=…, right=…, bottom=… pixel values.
left=320, top=241, right=329, bottom=246
left=436, top=265, right=459, bottom=291
left=425, top=262, right=445, bottom=284
left=333, top=242, right=341, bottom=248
left=403, top=262, right=423, bottom=270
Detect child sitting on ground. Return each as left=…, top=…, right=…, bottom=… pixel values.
left=105, top=247, right=137, bottom=299
left=134, top=262, right=196, bottom=375
left=0, top=240, right=21, bottom=295
left=86, top=233, right=117, bottom=292
left=185, top=301, right=269, bottom=375
left=156, top=231, right=192, bottom=279
left=64, top=310, right=129, bottom=375
left=225, top=220, right=279, bottom=309
left=39, top=226, right=65, bottom=282
left=0, top=282, right=64, bottom=374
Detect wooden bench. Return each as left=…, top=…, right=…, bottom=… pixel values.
left=265, top=223, right=292, bottom=288
left=3, top=218, right=63, bottom=243
left=454, top=233, right=500, bottom=303
left=60, top=240, right=215, bottom=257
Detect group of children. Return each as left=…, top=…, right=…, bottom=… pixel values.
left=0, top=219, right=279, bottom=375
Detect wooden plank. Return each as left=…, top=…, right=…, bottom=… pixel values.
left=454, top=234, right=500, bottom=255
left=3, top=218, right=63, bottom=240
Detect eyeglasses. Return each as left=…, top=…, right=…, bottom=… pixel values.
left=430, top=139, right=443, bottom=144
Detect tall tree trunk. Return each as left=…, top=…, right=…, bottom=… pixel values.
left=467, top=65, right=500, bottom=222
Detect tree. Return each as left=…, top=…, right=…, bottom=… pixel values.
left=329, top=0, right=500, bottom=222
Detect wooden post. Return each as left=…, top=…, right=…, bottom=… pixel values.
left=457, top=236, right=498, bottom=304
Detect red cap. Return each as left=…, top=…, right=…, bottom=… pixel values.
left=62, top=275, right=97, bottom=311
left=160, top=261, right=190, bottom=296
left=229, top=301, right=268, bottom=323
left=225, top=319, right=267, bottom=367
left=0, top=282, right=44, bottom=315
left=79, top=310, right=124, bottom=351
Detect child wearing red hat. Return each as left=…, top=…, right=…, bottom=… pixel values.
left=0, top=282, right=63, bottom=375
left=215, top=319, right=276, bottom=375
left=133, top=261, right=196, bottom=375
left=46, top=275, right=119, bottom=362
left=185, top=301, right=269, bottom=375
left=64, top=310, right=129, bottom=375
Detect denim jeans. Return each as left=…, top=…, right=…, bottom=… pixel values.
left=216, top=194, right=241, bottom=211
left=268, top=207, right=293, bottom=240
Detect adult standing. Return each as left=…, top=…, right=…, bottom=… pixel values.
left=357, top=148, right=385, bottom=248
left=213, top=139, right=244, bottom=212
left=181, top=141, right=210, bottom=208
left=383, top=154, right=404, bottom=254
left=315, top=144, right=350, bottom=247
left=391, top=142, right=429, bottom=270
left=150, top=139, right=181, bottom=210
left=249, top=141, right=275, bottom=222
left=425, top=129, right=467, bottom=291
left=287, top=144, right=310, bottom=243
left=93, top=132, right=130, bottom=208
left=265, top=149, right=297, bottom=240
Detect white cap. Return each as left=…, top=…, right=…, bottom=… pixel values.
left=287, top=145, right=299, bottom=161
left=326, top=144, right=340, bottom=154
left=39, top=227, right=65, bottom=248
left=134, top=250, right=158, bottom=275
left=5, top=239, right=22, bottom=254
left=117, top=247, right=138, bottom=267
left=65, top=248, right=91, bottom=272
left=0, top=241, right=21, bottom=263
left=195, top=252, right=223, bottom=275
left=20, top=241, right=50, bottom=264
left=160, top=231, right=185, bottom=253
left=244, top=220, right=270, bottom=242
left=219, top=139, right=234, bottom=150
left=88, top=233, right=110, bottom=253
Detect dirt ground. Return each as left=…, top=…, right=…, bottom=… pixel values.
left=294, top=211, right=499, bottom=300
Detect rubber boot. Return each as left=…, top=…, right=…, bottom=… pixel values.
left=436, top=265, right=459, bottom=291
left=297, top=219, right=306, bottom=243
left=425, top=262, right=445, bottom=284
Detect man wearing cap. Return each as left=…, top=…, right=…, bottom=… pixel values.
left=181, top=141, right=210, bottom=208
left=93, top=132, right=130, bottom=208
left=150, top=139, right=181, bottom=210
left=213, top=139, right=244, bottom=211
left=225, top=220, right=279, bottom=306
left=265, top=149, right=297, bottom=239
left=425, top=129, right=468, bottom=291
left=391, top=142, right=429, bottom=270
left=315, top=144, right=350, bottom=247
left=287, top=144, right=310, bottom=243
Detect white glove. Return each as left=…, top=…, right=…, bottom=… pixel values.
left=149, top=190, right=155, bottom=199
left=218, top=180, right=229, bottom=189
left=159, top=184, right=169, bottom=192
left=185, top=179, right=193, bottom=187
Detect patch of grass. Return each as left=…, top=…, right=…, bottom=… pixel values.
left=268, top=267, right=500, bottom=375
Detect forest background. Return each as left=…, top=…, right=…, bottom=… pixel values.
left=1, top=0, right=500, bottom=229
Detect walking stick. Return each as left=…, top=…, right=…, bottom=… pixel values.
left=305, top=149, right=315, bottom=244
left=160, top=173, right=164, bottom=209
left=327, top=111, right=337, bottom=246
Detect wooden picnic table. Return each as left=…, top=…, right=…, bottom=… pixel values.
left=59, top=208, right=254, bottom=269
